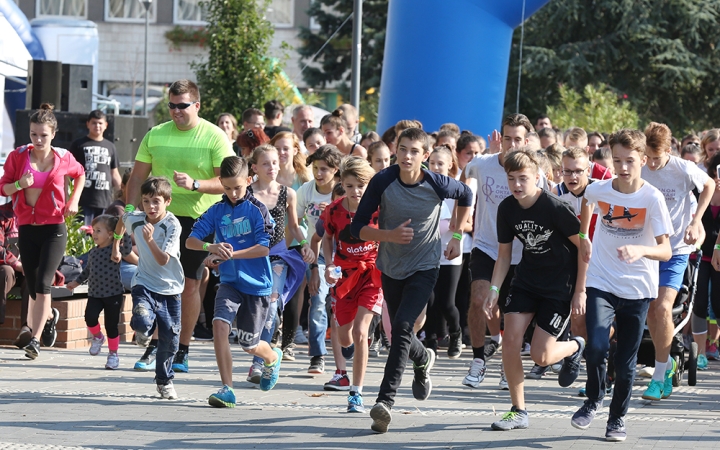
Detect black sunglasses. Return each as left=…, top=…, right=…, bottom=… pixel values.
left=168, top=101, right=197, bottom=110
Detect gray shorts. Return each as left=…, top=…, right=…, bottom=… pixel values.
left=213, top=283, right=270, bottom=349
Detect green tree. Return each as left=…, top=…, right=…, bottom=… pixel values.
left=506, top=0, right=720, bottom=134
left=298, top=0, right=388, bottom=129
left=547, top=84, right=639, bottom=133
left=192, top=0, right=289, bottom=122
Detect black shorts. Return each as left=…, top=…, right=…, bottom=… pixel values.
left=503, top=286, right=571, bottom=338
left=469, top=248, right=515, bottom=313
left=213, top=284, right=270, bottom=350
left=177, top=215, right=212, bottom=280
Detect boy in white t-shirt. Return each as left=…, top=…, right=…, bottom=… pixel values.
left=571, top=129, right=673, bottom=442
left=640, top=122, right=713, bottom=401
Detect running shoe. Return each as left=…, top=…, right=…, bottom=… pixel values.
left=172, top=349, right=189, bottom=373
left=370, top=402, right=392, bottom=433
left=341, top=344, right=355, bottom=360
left=260, top=348, right=283, bottom=391
left=641, top=379, right=663, bottom=401
left=247, top=362, right=262, bottom=384
left=484, top=339, right=501, bottom=360
left=228, top=329, right=238, bottom=343
left=571, top=399, right=601, bottom=430
left=491, top=406, right=529, bottom=431
left=550, top=361, right=563, bottom=374
left=134, top=345, right=157, bottom=371
left=558, top=337, right=585, bottom=387
left=369, top=338, right=381, bottom=357
left=526, top=364, right=549, bottom=379
left=447, top=332, right=462, bottom=359
left=294, top=325, right=308, bottom=344
left=282, top=343, right=296, bottom=362
left=499, top=369, right=509, bottom=390
left=662, top=358, right=677, bottom=399
left=462, top=358, right=486, bottom=388
left=135, top=331, right=151, bottom=348
left=324, top=370, right=350, bottom=391
left=578, top=387, right=586, bottom=397
left=706, top=341, right=719, bottom=360
left=14, top=326, right=32, bottom=349
left=308, top=355, right=325, bottom=374
left=697, top=353, right=709, bottom=370
left=105, top=352, right=120, bottom=370
left=41, top=307, right=59, bottom=347
left=520, top=342, right=531, bottom=356
left=209, top=385, right=236, bottom=408
left=157, top=382, right=177, bottom=400
left=192, top=323, right=213, bottom=341
left=605, top=416, right=626, bottom=442
left=347, top=392, right=365, bottom=413
left=89, top=334, right=106, bottom=356
left=24, top=337, right=40, bottom=360
left=637, top=365, right=654, bottom=378
left=412, top=348, right=435, bottom=400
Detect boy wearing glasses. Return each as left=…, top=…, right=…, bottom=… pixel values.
left=125, top=79, right=234, bottom=373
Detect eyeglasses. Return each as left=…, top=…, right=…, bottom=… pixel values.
left=562, top=168, right=588, bottom=177
left=168, top=101, right=197, bottom=110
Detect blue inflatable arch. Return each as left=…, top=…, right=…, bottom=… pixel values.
left=377, top=0, right=550, bottom=136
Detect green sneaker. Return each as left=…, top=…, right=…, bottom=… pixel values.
left=698, top=354, right=709, bottom=371
left=662, top=358, right=677, bottom=399
left=641, top=379, right=663, bottom=401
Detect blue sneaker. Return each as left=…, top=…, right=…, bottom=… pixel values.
left=341, top=344, right=355, bottom=360
left=134, top=345, right=157, bottom=371
left=208, top=385, right=236, bottom=408
left=578, top=387, right=586, bottom=397
left=260, top=348, right=283, bottom=391
left=172, top=349, right=189, bottom=373
left=641, top=379, right=663, bottom=401
left=662, top=358, right=677, bottom=399
left=347, top=392, right=365, bottom=413
left=698, top=354, right=709, bottom=370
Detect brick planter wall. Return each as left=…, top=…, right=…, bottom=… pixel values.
left=0, top=295, right=134, bottom=349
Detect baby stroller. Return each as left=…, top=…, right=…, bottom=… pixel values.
left=633, top=249, right=702, bottom=386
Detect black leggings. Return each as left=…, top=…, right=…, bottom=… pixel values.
left=85, top=294, right=124, bottom=339
left=18, top=224, right=67, bottom=297
left=693, top=260, right=720, bottom=320
left=426, top=264, right=463, bottom=338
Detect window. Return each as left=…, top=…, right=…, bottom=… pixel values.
left=36, top=0, right=87, bottom=18
left=174, top=0, right=207, bottom=25
left=267, top=0, right=294, bottom=28
left=105, top=0, right=156, bottom=23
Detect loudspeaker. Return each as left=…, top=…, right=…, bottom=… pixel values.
left=61, top=64, right=93, bottom=113
left=25, top=60, right=62, bottom=110
left=14, top=111, right=149, bottom=169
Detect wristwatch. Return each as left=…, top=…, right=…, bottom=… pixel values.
left=309, top=263, right=319, bottom=270
left=192, top=180, right=200, bottom=191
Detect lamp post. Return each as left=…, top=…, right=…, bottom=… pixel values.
left=350, top=0, right=362, bottom=111
left=141, top=0, right=153, bottom=116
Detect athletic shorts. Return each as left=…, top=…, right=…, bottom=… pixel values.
left=469, top=248, right=515, bottom=313
left=331, top=271, right=383, bottom=327
left=213, top=284, right=270, bottom=349
left=177, top=215, right=212, bottom=280
left=503, top=285, right=571, bottom=338
left=659, top=253, right=689, bottom=291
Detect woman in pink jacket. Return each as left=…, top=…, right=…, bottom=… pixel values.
left=0, top=103, right=85, bottom=359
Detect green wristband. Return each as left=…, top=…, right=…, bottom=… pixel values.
left=113, top=232, right=123, bottom=241
left=124, top=204, right=135, bottom=213
left=203, top=242, right=210, bottom=251
left=714, top=244, right=720, bottom=251
left=490, top=285, right=499, bottom=293
left=579, top=232, right=588, bottom=240
left=300, top=239, right=308, bottom=246
left=452, top=232, right=463, bottom=241
left=14, top=180, right=22, bottom=190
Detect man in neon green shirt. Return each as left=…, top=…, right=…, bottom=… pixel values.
left=126, top=79, right=234, bottom=373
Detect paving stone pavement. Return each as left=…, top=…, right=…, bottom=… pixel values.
left=0, top=341, right=719, bottom=449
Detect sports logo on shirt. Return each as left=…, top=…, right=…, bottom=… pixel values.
left=597, top=202, right=646, bottom=237
left=220, top=214, right=252, bottom=239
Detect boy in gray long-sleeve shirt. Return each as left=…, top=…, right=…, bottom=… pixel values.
left=351, top=127, right=473, bottom=434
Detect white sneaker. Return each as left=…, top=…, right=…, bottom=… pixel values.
left=157, top=382, right=178, bottom=400
left=520, top=343, right=531, bottom=356
left=462, top=358, right=486, bottom=388
left=637, top=365, right=654, bottom=378
left=294, top=326, right=308, bottom=344
left=499, top=368, right=509, bottom=390
left=89, top=334, right=105, bottom=356
left=105, top=352, right=119, bottom=370
left=246, top=362, right=262, bottom=384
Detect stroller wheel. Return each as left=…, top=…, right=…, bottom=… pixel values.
left=687, top=342, right=698, bottom=386
left=672, top=354, right=683, bottom=388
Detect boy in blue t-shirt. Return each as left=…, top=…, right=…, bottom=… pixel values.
left=186, top=156, right=282, bottom=408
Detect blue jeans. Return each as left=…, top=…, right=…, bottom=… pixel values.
left=307, top=254, right=330, bottom=358
left=585, top=287, right=651, bottom=419
left=131, top=285, right=181, bottom=385
left=120, top=261, right=137, bottom=292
